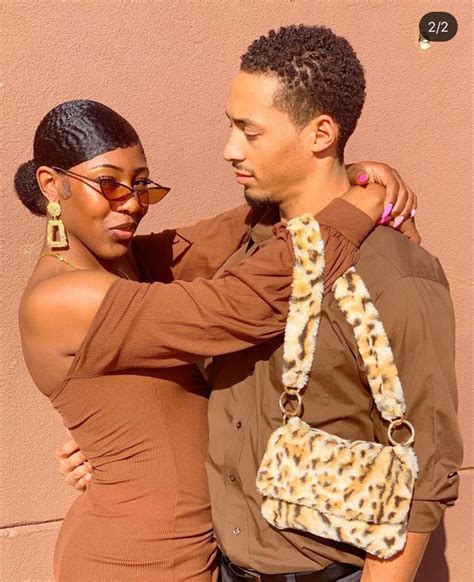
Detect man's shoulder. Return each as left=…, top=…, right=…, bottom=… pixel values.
left=356, top=227, right=449, bottom=296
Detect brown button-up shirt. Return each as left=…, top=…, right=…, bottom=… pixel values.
left=204, top=216, right=462, bottom=574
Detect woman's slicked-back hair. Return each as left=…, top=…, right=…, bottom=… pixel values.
left=14, top=100, right=142, bottom=216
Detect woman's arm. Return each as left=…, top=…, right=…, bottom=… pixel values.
left=23, top=188, right=381, bottom=375
left=132, top=203, right=259, bottom=282
left=132, top=162, right=418, bottom=283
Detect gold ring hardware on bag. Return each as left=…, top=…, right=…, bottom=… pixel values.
left=279, top=390, right=303, bottom=422
left=387, top=417, right=416, bottom=447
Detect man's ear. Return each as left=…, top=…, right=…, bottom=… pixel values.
left=307, top=114, right=339, bottom=155
left=36, top=166, right=63, bottom=205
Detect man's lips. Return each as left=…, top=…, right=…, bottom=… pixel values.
left=234, top=168, right=253, bottom=176
left=234, top=171, right=254, bottom=184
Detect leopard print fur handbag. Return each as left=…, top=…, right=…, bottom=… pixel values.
left=256, top=214, right=418, bottom=559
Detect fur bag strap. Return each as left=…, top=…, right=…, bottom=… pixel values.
left=282, top=218, right=414, bottom=444
left=280, top=213, right=325, bottom=421
left=332, top=268, right=406, bottom=422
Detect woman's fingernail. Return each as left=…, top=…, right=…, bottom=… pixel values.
left=86, top=474, right=92, bottom=481
left=393, top=216, right=405, bottom=229
left=376, top=215, right=391, bottom=226
left=381, top=203, right=394, bottom=221
left=357, top=172, right=369, bottom=184
left=411, top=209, right=417, bottom=218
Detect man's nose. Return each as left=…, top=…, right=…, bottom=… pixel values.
left=223, top=135, right=245, bottom=163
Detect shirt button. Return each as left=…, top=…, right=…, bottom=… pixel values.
left=236, top=421, right=242, bottom=429
left=229, top=474, right=236, bottom=483
left=232, top=527, right=241, bottom=535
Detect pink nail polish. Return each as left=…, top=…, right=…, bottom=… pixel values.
left=411, top=209, right=416, bottom=218
left=393, top=216, right=405, bottom=229
left=358, top=172, right=369, bottom=183
left=376, top=214, right=391, bottom=226
left=381, top=203, right=394, bottom=221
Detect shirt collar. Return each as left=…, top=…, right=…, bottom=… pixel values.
left=248, top=206, right=280, bottom=245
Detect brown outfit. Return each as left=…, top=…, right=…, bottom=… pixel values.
left=204, top=220, right=462, bottom=574
left=50, top=200, right=369, bottom=581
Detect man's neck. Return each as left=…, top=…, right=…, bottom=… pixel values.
left=278, top=163, right=351, bottom=220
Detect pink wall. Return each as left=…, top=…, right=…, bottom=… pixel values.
left=1, top=1, right=472, bottom=580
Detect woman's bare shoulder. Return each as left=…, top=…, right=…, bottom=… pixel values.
left=19, top=270, right=116, bottom=396
left=20, top=270, right=117, bottom=340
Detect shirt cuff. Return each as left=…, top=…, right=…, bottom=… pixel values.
left=407, top=500, right=452, bottom=532
left=316, top=198, right=375, bottom=247
left=271, top=197, right=374, bottom=246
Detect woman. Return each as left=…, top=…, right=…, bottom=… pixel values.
left=16, top=100, right=413, bottom=581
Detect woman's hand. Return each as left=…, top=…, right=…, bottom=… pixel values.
left=347, top=161, right=418, bottom=229
left=56, top=437, right=91, bottom=492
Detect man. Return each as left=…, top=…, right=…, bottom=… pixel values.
left=58, top=25, right=461, bottom=582
left=202, top=26, right=461, bottom=582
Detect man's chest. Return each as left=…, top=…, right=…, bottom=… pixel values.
left=206, top=299, right=377, bottom=473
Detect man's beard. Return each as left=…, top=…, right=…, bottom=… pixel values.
left=244, top=190, right=276, bottom=209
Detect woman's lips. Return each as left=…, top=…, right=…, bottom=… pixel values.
left=109, top=224, right=136, bottom=241
left=111, top=229, right=134, bottom=241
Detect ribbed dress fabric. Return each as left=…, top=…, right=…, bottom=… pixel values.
left=50, top=327, right=217, bottom=581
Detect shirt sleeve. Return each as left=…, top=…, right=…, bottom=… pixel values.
left=131, top=204, right=256, bottom=282
left=69, top=200, right=374, bottom=377
left=372, top=276, right=463, bottom=532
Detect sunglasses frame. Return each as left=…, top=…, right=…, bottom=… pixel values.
left=52, top=166, right=170, bottom=206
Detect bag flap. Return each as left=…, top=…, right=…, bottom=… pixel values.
left=257, top=418, right=417, bottom=526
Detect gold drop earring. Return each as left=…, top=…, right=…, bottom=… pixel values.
left=46, top=201, right=68, bottom=249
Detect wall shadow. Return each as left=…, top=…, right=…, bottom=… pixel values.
left=416, top=518, right=449, bottom=581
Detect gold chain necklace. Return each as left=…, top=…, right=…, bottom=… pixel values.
left=40, top=251, right=78, bottom=270
left=39, top=252, right=132, bottom=280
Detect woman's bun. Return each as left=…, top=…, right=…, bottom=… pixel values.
left=14, top=160, right=46, bottom=216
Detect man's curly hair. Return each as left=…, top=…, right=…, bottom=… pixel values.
left=241, top=25, right=366, bottom=162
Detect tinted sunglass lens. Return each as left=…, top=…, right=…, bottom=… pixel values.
left=100, top=182, right=169, bottom=205
left=100, top=182, right=130, bottom=200
left=137, top=190, right=150, bottom=206
left=147, top=187, right=170, bottom=204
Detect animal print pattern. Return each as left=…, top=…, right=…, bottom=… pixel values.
left=282, top=214, right=325, bottom=390
left=332, top=267, right=405, bottom=421
left=257, top=416, right=418, bottom=558
left=256, top=224, right=418, bottom=559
